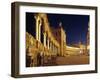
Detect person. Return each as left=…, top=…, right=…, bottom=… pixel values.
left=37, top=52, right=41, bottom=66
left=40, top=52, right=44, bottom=66
left=26, top=54, right=32, bottom=67
left=26, top=47, right=32, bottom=67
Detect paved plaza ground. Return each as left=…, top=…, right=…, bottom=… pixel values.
left=42, top=55, right=89, bottom=66
left=56, top=55, right=89, bottom=65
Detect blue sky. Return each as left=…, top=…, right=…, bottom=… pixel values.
left=26, top=13, right=89, bottom=45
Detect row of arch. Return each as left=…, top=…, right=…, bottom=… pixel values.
left=34, top=13, right=60, bottom=55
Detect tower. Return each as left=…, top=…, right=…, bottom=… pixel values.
left=86, top=22, right=90, bottom=55
left=58, top=22, right=67, bottom=56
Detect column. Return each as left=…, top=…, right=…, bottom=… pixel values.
left=55, top=46, right=56, bottom=54
left=35, top=17, right=39, bottom=40
left=52, top=44, right=54, bottom=53
left=43, top=32, right=46, bottom=47
left=54, top=45, right=55, bottom=54
left=51, top=42, right=52, bottom=51
left=35, top=15, right=41, bottom=41
left=52, top=43, right=54, bottom=53
left=47, top=38, right=49, bottom=49
left=38, top=21, right=41, bottom=42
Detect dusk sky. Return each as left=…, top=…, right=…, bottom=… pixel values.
left=26, top=13, right=89, bottom=45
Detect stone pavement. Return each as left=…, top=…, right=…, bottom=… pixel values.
left=41, top=55, right=89, bottom=66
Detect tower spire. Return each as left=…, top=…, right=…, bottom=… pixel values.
left=59, top=22, right=62, bottom=27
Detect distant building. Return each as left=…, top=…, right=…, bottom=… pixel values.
left=86, top=22, right=90, bottom=55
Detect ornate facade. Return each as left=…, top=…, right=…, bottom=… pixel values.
left=26, top=13, right=67, bottom=67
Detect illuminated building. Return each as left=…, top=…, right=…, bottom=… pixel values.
left=26, top=13, right=89, bottom=67
left=26, top=13, right=66, bottom=66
